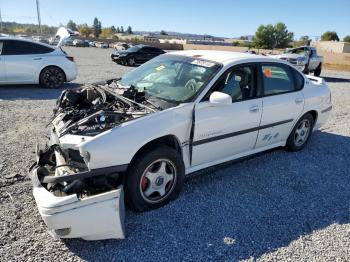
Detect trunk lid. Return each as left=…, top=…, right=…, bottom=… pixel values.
left=55, top=27, right=71, bottom=48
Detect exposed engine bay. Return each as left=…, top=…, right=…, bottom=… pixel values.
left=33, top=79, right=160, bottom=199
left=51, top=79, right=158, bottom=137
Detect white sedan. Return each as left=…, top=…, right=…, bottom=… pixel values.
left=29, top=50, right=332, bottom=240
left=0, top=28, right=77, bottom=88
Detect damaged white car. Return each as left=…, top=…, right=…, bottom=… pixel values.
left=29, top=50, right=332, bottom=240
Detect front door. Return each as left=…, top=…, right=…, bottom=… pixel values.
left=192, top=64, right=262, bottom=167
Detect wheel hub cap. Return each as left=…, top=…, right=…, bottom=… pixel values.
left=139, top=159, right=177, bottom=204
left=294, top=119, right=310, bottom=146
left=155, top=176, right=164, bottom=186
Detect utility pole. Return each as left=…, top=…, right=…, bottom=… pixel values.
left=36, top=0, right=42, bottom=34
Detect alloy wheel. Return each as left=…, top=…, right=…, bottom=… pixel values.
left=42, top=68, right=64, bottom=88
left=139, top=159, right=177, bottom=204
left=294, top=119, right=311, bottom=147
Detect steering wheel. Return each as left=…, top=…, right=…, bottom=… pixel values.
left=185, top=79, right=197, bottom=92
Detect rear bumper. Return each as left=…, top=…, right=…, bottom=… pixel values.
left=64, top=62, right=78, bottom=82
left=28, top=145, right=126, bottom=240
left=314, top=105, right=332, bottom=130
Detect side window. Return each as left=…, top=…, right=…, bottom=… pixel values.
left=261, top=64, right=295, bottom=95
left=292, top=68, right=305, bottom=90
left=3, top=40, right=53, bottom=55
left=210, top=65, right=256, bottom=102
left=0, top=41, right=3, bottom=55
left=142, top=47, right=151, bottom=53
left=150, top=47, right=162, bottom=53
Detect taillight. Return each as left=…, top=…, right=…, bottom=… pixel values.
left=66, top=56, right=74, bottom=62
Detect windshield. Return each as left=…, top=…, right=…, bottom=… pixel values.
left=127, top=45, right=141, bottom=52
left=284, top=47, right=308, bottom=55
left=119, top=54, right=221, bottom=103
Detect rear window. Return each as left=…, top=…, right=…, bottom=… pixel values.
left=3, top=40, right=54, bottom=55
left=261, top=64, right=295, bottom=95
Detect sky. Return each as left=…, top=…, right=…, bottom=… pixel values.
left=1, top=0, right=349, bottom=39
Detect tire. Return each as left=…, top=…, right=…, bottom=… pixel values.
left=39, top=66, right=65, bottom=88
left=286, top=113, right=314, bottom=152
left=314, top=63, right=322, bottom=77
left=127, top=57, right=135, bottom=66
left=302, top=64, right=309, bottom=75
left=125, top=146, right=185, bottom=212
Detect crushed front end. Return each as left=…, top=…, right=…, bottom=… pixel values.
left=28, top=80, right=157, bottom=240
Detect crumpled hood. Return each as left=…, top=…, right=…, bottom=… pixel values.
left=273, top=53, right=305, bottom=59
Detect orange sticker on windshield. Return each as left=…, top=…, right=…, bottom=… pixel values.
left=264, top=68, right=272, bottom=77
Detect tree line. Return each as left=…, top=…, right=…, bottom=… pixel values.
left=248, top=22, right=349, bottom=49
left=1, top=20, right=349, bottom=45
left=67, top=18, right=133, bottom=39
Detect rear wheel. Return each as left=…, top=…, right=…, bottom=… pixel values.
left=314, top=63, right=322, bottom=77
left=125, top=146, right=184, bottom=211
left=39, top=66, right=65, bottom=88
left=286, top=113, right=314, bottom=151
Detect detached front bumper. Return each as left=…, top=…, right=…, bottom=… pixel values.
left=28, top=145, right=126, bottom=240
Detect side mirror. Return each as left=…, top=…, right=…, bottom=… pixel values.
left=209, top=91, right=232, bottom=106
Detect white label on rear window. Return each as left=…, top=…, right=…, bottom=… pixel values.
left=191, top=60, right=215, bottom=67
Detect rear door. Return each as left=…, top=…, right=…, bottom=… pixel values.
left=0, top=41, right=5, bottom=81
left=3, top=40, right=53, bottom=82
left=255, top=63, right=304, bottom=148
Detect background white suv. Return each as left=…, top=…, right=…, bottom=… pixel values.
left=0, top=30, right=77, bottom=88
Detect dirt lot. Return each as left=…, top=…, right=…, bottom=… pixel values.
left=0, top=47, right=349, bottom=261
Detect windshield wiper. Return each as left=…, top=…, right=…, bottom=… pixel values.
left=145, top=98, right=163, bottom=110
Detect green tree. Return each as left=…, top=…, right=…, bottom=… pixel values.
left=77, top=24, right=91, bottom=37
left=116, top=26, right=121, bottom=33
left=293, top=35, right=311, bottom=47
left=321, top=31, right=339, bottom=41
left=100, top=27, right=114, bottom=39
left=93, top=17, right=102, bottom=38
left=160, top=30, right=168, bottom=35
left=240, top=36, right=248, bottom=40
left=111, top=26, right=116, bottom=33
left=126, top=26, right=133, bottom=34
left=253, top=22, right=293, bottom=49
left=67, top=19, right=77, bottom=31
left=343, top=35, right=350, bottom=43
left=120, top=26, right=124, bottom=33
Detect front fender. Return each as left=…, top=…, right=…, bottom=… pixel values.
left=80, top=103, right=193, bottom=169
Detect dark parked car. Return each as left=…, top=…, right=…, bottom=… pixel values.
left=111, top=45, right=165, bottom=66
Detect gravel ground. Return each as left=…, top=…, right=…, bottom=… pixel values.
left=0, top=47, right=349, bottom=261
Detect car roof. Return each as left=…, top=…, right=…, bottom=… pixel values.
left=170, top=50, right=270, bottom=65
left=0, top=36, right=55, bottom=49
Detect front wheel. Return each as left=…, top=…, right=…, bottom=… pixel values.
left=286, top=113, right=314, bottom=151
left=39, top=66, right=65, bottom=88
left=125, top=146, right=185, bottom=211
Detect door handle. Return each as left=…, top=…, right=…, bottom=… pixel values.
left=249, top=105, right=260, bottom=113
left=295, top=98, right=303, bottom=104
left=33, top=57, right=42, bottom=60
